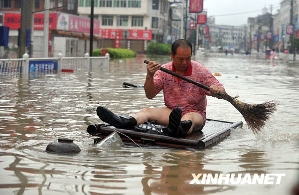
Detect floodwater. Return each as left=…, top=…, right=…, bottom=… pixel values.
left=0, top=53, right=299, bottom=195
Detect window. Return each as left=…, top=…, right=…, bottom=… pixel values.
left=79, top=0, right=85, bottom=6
left=35, top=0, right=40, bottom=8
left=58, top=0, right=63, bottom=7
left=85, top=0, right=91, bottom=6
left=117, top=15, right=128, bottom=27
left=50, top=0, right=55, bottom=9
left=114, top=0, right=119, bottom=7
left=132, top=16, right=143, bottom=27
left=100, top=0, right=112, bottom=7
left=106, top=0, right=112, bottom=7
left=68, top=0, right=75, bottom=10
left=1, top=0, right=11, bottom=8
left=152, top=0, right=158, bottom=10
left=151, top=17, right=158, bottom=29
left=121, top=0, right=126, bottom=7
left=14, top=0, right=21, bottom=8
left=102, top=15, right=113, bottom=26
left=99, top=0, right=105, bottom=7
left=128, top=0, right=141, bottom=8
left=114, top=0, right=126, bottom=7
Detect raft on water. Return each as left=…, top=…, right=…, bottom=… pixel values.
left=89, top=119, right=243, bottom=150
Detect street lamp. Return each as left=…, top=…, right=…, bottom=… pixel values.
left=170, top=3, right=184, bottom=39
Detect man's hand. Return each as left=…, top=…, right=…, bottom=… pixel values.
left=209, top=85, right=226, bottom=99
left=146, top=61, right=160, bottom=77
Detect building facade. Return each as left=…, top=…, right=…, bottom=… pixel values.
left=77, top=0, right=171, bottom=53
left=0, top=0, right=100, bottom=58
left=208, top=23, right=246, bottom=52
left=2, top=0, right=299, bottom=58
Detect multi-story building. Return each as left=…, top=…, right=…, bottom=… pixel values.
left=77, top=0, right=171, bottom=53
left=246, top=12, right=273, bottom=53
left=2, top=0, right=297, bottom=58
left=0, top=0, right=101, bottom=58
left=208, top=23, right=246, bottom=52
left=275, top=0, right=292, bottom=52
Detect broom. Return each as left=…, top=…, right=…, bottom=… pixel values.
left=144, top=60, right=277, bottom=133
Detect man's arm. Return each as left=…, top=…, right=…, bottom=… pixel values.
left=144, top=61, right=160, bottom=99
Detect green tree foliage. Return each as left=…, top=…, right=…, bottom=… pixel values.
left=93, top=49, right=101, bottom=56
left=293, top=38, right=299, bottom=53
left=93, top=48, right=136, bottom=59
left=146, top=42, right=171, bottom=55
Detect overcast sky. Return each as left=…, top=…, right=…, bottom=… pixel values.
left=203, top=0, right=281, bottom=26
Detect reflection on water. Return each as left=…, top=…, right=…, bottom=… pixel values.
left=0, top=54, right=299, bottom=195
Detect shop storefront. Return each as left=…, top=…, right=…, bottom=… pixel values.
left=3, top=12, right=153, bottom=56
left=99, top=29, right=152, bottom=54
left=3, top=11, right=100, bottom=57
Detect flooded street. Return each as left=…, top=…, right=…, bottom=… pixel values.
left=0, top=53, right=299, bottom=195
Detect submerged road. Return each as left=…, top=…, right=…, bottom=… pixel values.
left=0, top=53, right=298, bottom=195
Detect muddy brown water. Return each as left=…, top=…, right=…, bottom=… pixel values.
left=0, top=53, right=298, bottom=195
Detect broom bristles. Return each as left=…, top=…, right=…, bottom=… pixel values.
left=221, top=94, right=277, bottom=133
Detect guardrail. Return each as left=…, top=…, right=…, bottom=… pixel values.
left=0, top=53, right=109, bottom=78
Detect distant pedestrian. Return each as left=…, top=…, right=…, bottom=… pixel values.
left=225, top=49, right=228, bottom=55
left=284, top=49, right=289, bottom=55
left=270, top=49, right=276, bottom=66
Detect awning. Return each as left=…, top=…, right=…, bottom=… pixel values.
left=56, top=30, right=102, bottom=40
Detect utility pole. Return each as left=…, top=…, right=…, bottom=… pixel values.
left=89, top=0, right=94, bottom=56
left=257, top=16, right=260, bottom=53
left=18, top=0, right=28, bottom=58
left=195, top=13, right=199, bottom=53
left=269, top=5, right=273, bottom=49
left=29, top=0, right=34, bottom=57
left=43, top=0, right=49, bottom=57
left=184, top=0, right=188, bottom=39
left=290, top=0, right=295, bottom=61
left=244, top=25, right=247, bottom=52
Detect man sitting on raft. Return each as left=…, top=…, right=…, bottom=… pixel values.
left=93, top=39, right=225, bottom=137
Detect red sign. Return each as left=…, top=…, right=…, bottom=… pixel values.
left=203, top=25, right=209, bottom=35
left=296, top=30, right=299, bottom=38
left=114, top=31, right=120, bottom=48
left=4, top=12, right=100, bottom=34
left=286, top=25, right=293, bottom=35
left=266, top=31, right=272, bottom=39
left=197, top=11, right=207, bottom=24
left=34, top=13, right=58, bottom=30
left=189, top=0, right=203, bottom=13
left=68, top=14, right=100, bottom=34
left=189, top=22, right=197, bottom=30
left=3, top=13, right=20, bottom=29
left=128, top=29, right=152, bottom=40
left=99, top=29, right=152, bottom=40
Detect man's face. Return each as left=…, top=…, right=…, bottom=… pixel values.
left=171, top=46, right=192, bottom=72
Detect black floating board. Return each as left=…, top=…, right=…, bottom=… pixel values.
left=95, top=119, right=243, bottom=150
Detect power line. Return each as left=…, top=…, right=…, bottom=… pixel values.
left=211, top=5, right=280, bottom=17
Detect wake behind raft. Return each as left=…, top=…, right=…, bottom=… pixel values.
left=87, top=119, right=243, bottom=150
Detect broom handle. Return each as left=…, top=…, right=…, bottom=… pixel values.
left=144, top=60, right=210, bottom=91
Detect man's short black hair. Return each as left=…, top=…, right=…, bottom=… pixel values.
left=171, top=39, right=192, bottom=56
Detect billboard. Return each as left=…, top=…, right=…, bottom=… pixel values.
left=99, top=29, right=152, bottom=40
left=189, top=0, right=203, bottom=13
left=286, top=25, right=293, bottom=35
left=197, top=11, right=207, bottom=24
left=4, top=12, right=100, bottom=34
